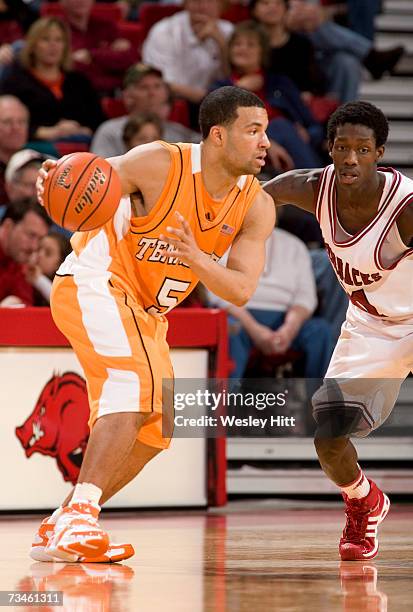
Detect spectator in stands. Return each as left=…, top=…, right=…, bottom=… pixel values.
left=250, top=0, right=327, bottom=97
left=59, top=0, right=137, bottom=94
left=345, top=0, right=380, bottom=41
left=0, top=95, right=29, bottom=206
left=0, top=0, right=38, bottom=73
left=0, top=17, right=105, bottom=144
left=211, top=227, right=333, bottom=379
left=25, top=230, right=71, bottom=305
left=4, top=149, right=47, bottom=203
left=122, top=113, right=163, bottom=150
left=91, top=64, right=200, bottom=158
left=211, top=21, right=322, bottom=169
left=0, top=197, right=51, bottom=307
left=142, top=0, right=233, bottom=124
left=286, top=0, right=404, bottom=102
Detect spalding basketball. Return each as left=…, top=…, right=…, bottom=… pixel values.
left=43, top=152, right=122, bottom=232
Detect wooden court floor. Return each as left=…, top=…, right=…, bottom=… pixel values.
left=0, top=501, right=412, bottom=611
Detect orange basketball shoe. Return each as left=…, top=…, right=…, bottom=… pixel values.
left=44, top=502, right=110, bottom=562
left=31, top=516, right=135, bottom=563
left=339, top=480, right=390, bottom=561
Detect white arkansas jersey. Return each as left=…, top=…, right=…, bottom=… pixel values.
left=316, top=164, right=413, bottom=320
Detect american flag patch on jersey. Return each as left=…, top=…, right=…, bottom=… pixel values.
left=220, top=224, right=234, bottom=235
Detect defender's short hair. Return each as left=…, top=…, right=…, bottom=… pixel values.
left=199, top=86, right=265, bottom=139
left=327, top=100, right=389, bottom=147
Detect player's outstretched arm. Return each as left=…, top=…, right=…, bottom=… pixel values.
left=162, top=191, right=275, bottom=306
left=36, top=143, right=172, bottom=209
left=263, top=168, right=324, bottom=214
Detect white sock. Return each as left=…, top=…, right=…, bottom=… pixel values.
left=49, top=506, right=63, bottom=524
left=71, top=482, right=103, bottom=506
left=341, top=469, right=370, bottom=499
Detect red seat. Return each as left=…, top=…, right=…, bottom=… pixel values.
left=138, top=3, right=182, bottom=39
left=41, top=2, right=123, bottom=21
left=118, top=21, right=145, bottom=50
left=102, top=97, right=127, bottom=119
left=221, top=4, right=250, bottom=23
left=245, top=348, right=304, bottom=377
left=54, top=141, right=90, bottom=157
left=168, top=98, right=190, bottom=128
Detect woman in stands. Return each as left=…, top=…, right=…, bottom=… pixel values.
left=0, top=16, right=104, bottom=144
left=250, top=0, right=326, bottom=97
left=211, top=20, right=323, bottom=169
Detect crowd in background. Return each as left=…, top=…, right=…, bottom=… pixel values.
left=0, top=0, right=404, bottom=378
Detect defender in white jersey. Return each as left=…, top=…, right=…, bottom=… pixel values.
left=264, top=101, right=413, bottom=561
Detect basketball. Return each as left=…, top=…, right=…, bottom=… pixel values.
left=43, top=152, right=122, bottom=232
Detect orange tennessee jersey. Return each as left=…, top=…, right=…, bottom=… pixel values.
left=63, top=142, right=262, bottom=315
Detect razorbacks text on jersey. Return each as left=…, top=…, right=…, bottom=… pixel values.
left=58, top=142, right=261, bottom=315
left=316, top=164, right=413, bottom=319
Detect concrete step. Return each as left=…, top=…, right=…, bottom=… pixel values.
left=360, top=77, right=412, bottom=99
left=383, top=143, right=413, bottom=165
left=391, top=52, right=413, bottom=76
left=376, top=13, right=413, bottom=31
left=387, top=121, right=413, bottom=143
left=384, top=0, right=413, bottom=16
left=397, top=167, right=413, bottom=178
left=357, top=97, right=413, bottom=119
left=376, top=32, right=413, bottom=53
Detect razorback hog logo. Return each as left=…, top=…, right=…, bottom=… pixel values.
left=15, top=372, right=89, bottom=484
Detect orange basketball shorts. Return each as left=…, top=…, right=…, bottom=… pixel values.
left=51, top=274, right=174, bottom=449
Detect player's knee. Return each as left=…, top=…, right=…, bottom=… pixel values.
left=312, top=382, right=372, bottom=438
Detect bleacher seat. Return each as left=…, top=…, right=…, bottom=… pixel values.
left=118, top=22, right=145, bottom=50
left=102, top=97, right=126, bottom=119
left=245, top=348, right=304, bottom=378
left=221, top=4, right=250, bottom=24
left=138, top=3, right=182, bottom=39
left=41, top=2, right=123, bottom=22
left=54, top=140, right=90, bottom=157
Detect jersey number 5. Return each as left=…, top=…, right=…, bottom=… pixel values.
left=147, top=278, right=191, bottom=316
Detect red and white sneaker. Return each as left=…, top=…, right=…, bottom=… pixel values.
left=30, top=515, right=134, bottom=563
left=44, top=502, right=110, bottom=562
left=340, top=480, right=390, bottom=561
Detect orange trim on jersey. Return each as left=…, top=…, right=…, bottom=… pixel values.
left=373, top=193, right=413, bottom=270
left=328, top=167, right=401, bottom=248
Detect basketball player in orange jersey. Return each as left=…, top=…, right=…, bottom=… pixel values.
left=33, top=86, right=275, bottom=563
left=263, top=100, right=413, bottom=560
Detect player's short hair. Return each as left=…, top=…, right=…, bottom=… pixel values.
left=327, top=100, right=389, bottom=148
left=199, top=86, right=266, bottom=139
left=1, top=197, right=51, bottom=227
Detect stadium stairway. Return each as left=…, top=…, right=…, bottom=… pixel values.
left=360, top=0, right=413, bottom=178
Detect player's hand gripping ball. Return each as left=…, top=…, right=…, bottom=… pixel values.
left=41, top=152, right=122, bottom=231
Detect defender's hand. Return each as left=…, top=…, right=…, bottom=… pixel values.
left=36, top=159, right=58, bottom=206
